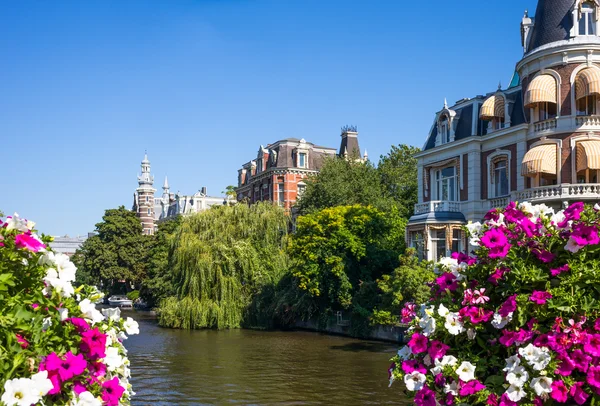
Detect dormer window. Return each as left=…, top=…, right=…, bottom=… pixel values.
left=440, top=116, right=450, bottom=144
left=580, top=2, right=596, bottom=35
left=436, top=108, right=456, bottom=146
left=480, top=94, right=506, bottom=131
left=299, top=152, right=307, bottom=168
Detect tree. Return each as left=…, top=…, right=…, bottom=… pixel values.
left=377, top=144, right=420, bottom=218
left=295, top=157, right=388, bottom=214
left=222, top=185, right=237, bottom=200
left=158, top=202, right=290, bottom=330
left=139, top=215, right=183, bottom=308
left=290, top=205, right=404, bottom=312
left=73, top=206, right=149, bottom=293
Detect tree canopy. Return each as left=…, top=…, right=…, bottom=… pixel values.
left=73, top=206, right=149, bottom=293
left=378, top=144, right=420, bottom=218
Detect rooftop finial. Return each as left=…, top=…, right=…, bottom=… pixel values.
left=163, top=176, right=169, bottom=190
left=498, top=81, right=502, bottom=91
left=524, top=9, right=528, bottom=18
left=341, top=125, right=358, bottom=133
left=444, top=98, right=448, bottom=109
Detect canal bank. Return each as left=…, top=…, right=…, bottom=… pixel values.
left=293, top=318, right=407, bottom=343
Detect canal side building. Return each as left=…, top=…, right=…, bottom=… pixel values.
left=235, top=127, right=367, bottom=210
left=132, top=153, right=226, bottom=235
left=408, top=0, right=600, bottom=261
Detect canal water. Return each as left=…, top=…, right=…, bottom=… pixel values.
left=126, top=312, right=410, bottom=405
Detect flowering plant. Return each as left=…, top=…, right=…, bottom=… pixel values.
left=0, top=213, right=139, bottom=406
left=390, top=202, right=600, bottom=405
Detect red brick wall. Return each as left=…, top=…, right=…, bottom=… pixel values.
left=524, top=63, right=579, bottom=117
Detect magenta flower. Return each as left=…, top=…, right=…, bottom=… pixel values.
left=459, top=306, right=493, bottom=324
left=14, top=233, right=46, bottom=252
left=102, top=377, right=126, bottom=406
left=558, top=202, right=585, bottom=228
left=48, top=351, right=87, bottom=381
left=407, top=333, right=429, bottom=354
left=571, top=223, right=600, bottom=246
left=486, top=393, right=498, bottom=406
left=551, top=264, right=570, bottom=277
left=499, top=330, right=518, bottom=347
left=571, top=350, right=592, bottom=373
left=414, top=384, right=437, bottom=406
left=585, top=334, right=600, bottom=356
left=595, top=318, right=600, bottom=332
left=570, top=381, right=589, bottom=405
left=436, top=272, right=458, bottom=292
left=458, top=379, right=485, bottom=396
left=488, top=267, right=509, bottom=285
left=88, top=360, right=107, bottom=383
left=451, top=252, right=477, bottom=266
left=427, top=340, right=450, bottom=361
left=531, top=248, right=555, bottom=263
left=529, top=291, right=552, bottom=305
left=499, top=393, right=517, bottom=406
left=480, top=229, right=512, bottom=258
left=80, top=327, right=107, bottom=359
left=67, top=317, right=90, bottom=333
left=587, top=365, right=600, bottom=389
left=401, top=360, right=426, bottom=374
left=550, top=380, right=569, bottom=402
left=73, top=381, right=88, bottom=395
left=498, top=295, right=517, bottom=317
left=401, top=303, right=417, bottom=323
left=15, top=334, right=29, bottom=349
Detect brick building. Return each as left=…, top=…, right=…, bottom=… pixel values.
left=235, top=127, right=366, bottom=210
left=408, top=0, right=600, bottom=261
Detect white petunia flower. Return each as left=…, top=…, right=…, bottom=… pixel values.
left=465, top=222, right=482, bottom=238
left=42, top=317, right=53, bottom=331
left=397, top=346, right=412, bottom=360
left=30, top=371, right=53, bottom=397
left=503, top=355, right=520, bottom=372
left=419, top=316, right=436, bottom=337
left=506, top=365, right=528, bottom=387
left=467, top=328, right=476, bottom=340
left=444, top=313, right=465, bottom=336
left=565, top=237, right=584, bottom=253
left=54, top=253, right=77, bottom=282
left=440, top=355, right=458, bottom=367
left=43, top=268, right=75, bottom=298
left=124, top=317, right=140, bottom=335
left=506, top=384, right=526, bottom=402
left=5, top=213, right=29, bottom=232
left=491, top=312, right=513, bottom=329
left=74, top=391, right=103, bottom=406
left=455, top=361, right=476, bottom=382
left=444, top=380, right=458, bottom=395
left=1, top=377, right=40, bottom=406
left=102, top=307, right=121, bottom=322
left=530, top=376, right=553, bottom=396
left=403, top=371, right=426, bottom=391
left=104, top=347, right=124, bottom=371
left=79, top=299, right=105, bottom=325
left=57, top=308, right=69, bottom=322
left=437, top=304, right=449, bottom=317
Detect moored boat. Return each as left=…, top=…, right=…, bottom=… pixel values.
left=107, top=295, right=133, bottom=308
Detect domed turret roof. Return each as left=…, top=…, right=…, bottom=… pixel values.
left=528, top=0, right=575, bottom=53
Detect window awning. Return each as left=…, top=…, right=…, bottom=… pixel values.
left=480, top=95, right=505, bottom=120
left=575, top=68, right=600, bottom=100
left=524, top=75, right=557, bottom=107
left=577, top=140, right=600, bottom=172
left=521, top=144, right=557, bottom=177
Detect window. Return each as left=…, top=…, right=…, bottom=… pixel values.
left=258, top=159, right=263, bottom=173
left=409, top=231, right=425, bottom=260
left=146, top=196, right=149, bottom=202
left=493, top=159, right=509, bottom=197
left=297, top=184, right=306, bottom=197
left=451, top=229, right=462, bottom=254
left=278, top=183, right=284, bottom=206
left=580, top=2, right=596, bottom=35
left=434, top=167, right=458, bottom=201
left=147, top=208, right=151, bottom=215
left=440, top=116, right=450, bottom=144
left=299, top=152, right=307, bottom=168
left=537, top=102, right=557, bottom=122
left=577, top=95, right=597, bottom=116
left=491, top=117, right=505, bottom=130
left=430, top=229, right=447, bottom=260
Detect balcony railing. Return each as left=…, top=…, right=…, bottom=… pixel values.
left=514, top=183, right=600, bottom=203
left=534, top=118, right=557, bottom=132
left=414, top=200, right=462, bottom=215
left=576, top=115, right=600, bottom=127
left=488, top=196, right=511, bottom=209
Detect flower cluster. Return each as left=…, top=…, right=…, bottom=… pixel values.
left=389, top=202, right=600, bottom=405
left=0, top=213, right=139, bottom=406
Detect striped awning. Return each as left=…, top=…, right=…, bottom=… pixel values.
left=575, top=68, right=600, bottom=100
left=521, top=144, right=557, bottom=177
left=480, top=95, right=505, bottom=120
left=577, top=140, right=600, bottom=172
left=524, top=75, right=557, bottom=107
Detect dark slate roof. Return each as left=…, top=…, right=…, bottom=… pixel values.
left=528, top=0, right=574, bottom=52
left=454, top=104, right=472, bottom=142
left=408, top=211, right=466, bottom=224
left=507, top=89, right=526, bottom=126
left=339, top=134, right=361, bottom=158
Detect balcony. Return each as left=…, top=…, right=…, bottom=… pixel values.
left=533, top=118, right=557, bottom=133
left=512, top=183, right=600, bottom=203
left=414, top=200, right=462, bottom=215
left=576, top=115, right=600, bottom=127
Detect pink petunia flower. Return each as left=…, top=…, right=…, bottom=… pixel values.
left=587, top=365, right=600, bottom=389
left=414, top=384, right=437, bottom=406
left=498, top=295, right=517, bottom=317
left=407, top=333, right=429, bottom=354
left=551, top=380, right=569, bottom=402
left=80, top=327, right=107, bottom=359
left=585, top=334, right=600, bottom=357
left=15, top=334, right=29, bottom=349
left=529, top=291, right=552, bottom=305
left=458, top=379, right=485, bottom=396
left=102, top=377, right=126, bottom=406
left=14, top=233, right=46, bottom=252
left=570, top=223, right=600, bottom=246
left=551, top=264, right=570, bottom=277
left=45, top=351, right=87, bottom=381
left=570, top=381, right=589, bottom=405
left=428, top=340, right=450, bottom=361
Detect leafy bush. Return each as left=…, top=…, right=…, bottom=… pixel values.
left=126, top=290, right=139, bottom=301
left=0, top=213, right=139, bottom=405
left=390, top=202, right=600, bottom=405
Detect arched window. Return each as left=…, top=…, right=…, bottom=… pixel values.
left=524, top=74, right=558, bottom=122
left=434, top=167, right=457, bottom=201
left=480, top=94, right=505, bottom=131
left=580, top=2, right=596, bottom=35
left=575, top=68, right=600, bottom=116
left=440, top=116, right=450, bottom=144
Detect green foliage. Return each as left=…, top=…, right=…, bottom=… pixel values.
left=158, top=202, right=290, bottom=330
left=371, top=249, right=434, bottom=326
left=139, top=216, right=182, bottom=308
left=126, top=290, right=140, bottom=301
left=290, top=205, right=403, bottom=312
left=73, top=206, right=149, bottom=293
left=377, top=144, right=420, bottom=218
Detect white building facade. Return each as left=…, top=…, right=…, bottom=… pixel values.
left=409, top=0, right=600, bottom=261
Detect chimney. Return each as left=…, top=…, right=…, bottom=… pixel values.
left=339, top=125, right=361, bottom=159
left=201, top=187, right=207, bottom=195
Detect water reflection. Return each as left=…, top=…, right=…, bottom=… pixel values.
left=125, top=312, right=410, bottom=405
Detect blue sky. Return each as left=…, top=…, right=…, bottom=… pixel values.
left=0, top=0, right=536, bottom=236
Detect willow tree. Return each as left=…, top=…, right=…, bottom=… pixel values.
left=158, top=202, right=290, bottom=330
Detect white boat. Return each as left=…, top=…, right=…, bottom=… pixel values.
left=107, top=295, right=133, bottom=308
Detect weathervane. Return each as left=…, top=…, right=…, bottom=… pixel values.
left=341, top=125, right=358, bottom=133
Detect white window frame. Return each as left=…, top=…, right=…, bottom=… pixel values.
left=486, top=150, right=512, bottom=199
left=429, top=229, right=447, bottom=261
left=433, top=166, right=458, bottom=202
left=298, top=152, right=307, bottom=168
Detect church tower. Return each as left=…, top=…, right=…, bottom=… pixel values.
left=134, top=153, right=156, bottom=235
